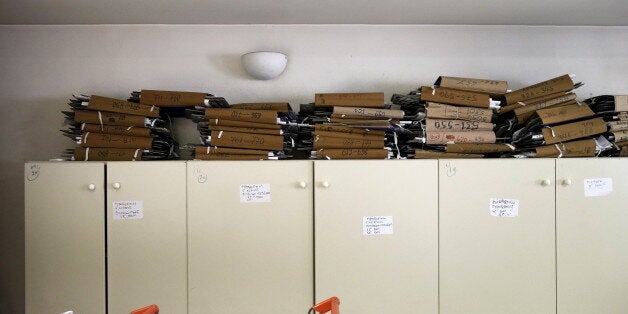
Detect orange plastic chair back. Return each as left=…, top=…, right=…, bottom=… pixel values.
left=130, top=304, right=159, bottom=314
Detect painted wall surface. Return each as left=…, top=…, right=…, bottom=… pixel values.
left=0, top=24, right=626, bottom=313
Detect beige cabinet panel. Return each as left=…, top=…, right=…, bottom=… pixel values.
left=107, top=161, right=187, bottom=314
left=314, top=160, right=438, bottom=314
left=439, top=159, right=556, bottom=314
left=556, top=158, right=628, bottom=313
left=187, top=161, right=313, bottom=314
left=25, top=162, right=106, bottom=314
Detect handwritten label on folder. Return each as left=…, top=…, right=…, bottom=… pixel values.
left=489, top=198, right=519, bottom=217
left=113, top=201, right=143, bottom=220
left=584, top=178, right=613, bottom=197
left=240, top=184, right=271, bottom=203
left=363, top=216, right=394, bottom=235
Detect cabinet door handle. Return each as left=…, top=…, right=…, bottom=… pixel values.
left=298, top=181, right=308, bottom=189
left=112, top=182, right=121, bottom=190
left=88, top=183, right=96, bottom=191
left=561, top=179, right=572, bottom=186
left=321, top=181, right=330, bottom=188
left=540, top=179, right=552, bottom=186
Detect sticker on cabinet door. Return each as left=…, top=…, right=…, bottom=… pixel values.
left=113, top=200, right=143, bottom=220
left=584, top=178, right=613, bottom=197
left=363, top=216, right=394, bottom=235
left=489, top=198, right=519, bottom=217
left=240, top=184, right=271, bottom=203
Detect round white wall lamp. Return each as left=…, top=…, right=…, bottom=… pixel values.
left=241, top=51, right=288, bottom=80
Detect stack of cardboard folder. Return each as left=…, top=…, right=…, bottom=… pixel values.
left=60, top=94, right=177, bottom=161
left=297, top=93, right=397, bottom=159
left=395, top=76, right=516, bottom=158
left=187, top=102, right=299, bottom=160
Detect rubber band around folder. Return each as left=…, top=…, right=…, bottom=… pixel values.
left=517, top=101, right=527, bottom=107
left=83, top=132, right=90, bottom=144
left=505, top=144, right=516, bottom=151
left=97, top=112, right=104, bottom=131
left=84, top=147, right=90, bottom=161
left=217, top=131, right=223, bottom=139
left=133, top=149, right=140, bottom=161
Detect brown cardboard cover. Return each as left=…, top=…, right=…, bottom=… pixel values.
left=231, top=103, right=290, bottom=112
left=537, top=104, right=595, bottom=125
left=608, top=121, right=628, bottom=132
left=426, top=103, right=493, bottom=123
left=500, top=91, right=573, bottom=113
left=425, top=119, right=494, bottom=132
left=435, top=76, right=508, bottom=95
left=446, top=143, right=515, bottom=154
left=612, top=130, right=628, bottom=142
left=208, top=125, right=282, bottom=136
left=413, top=149, right=483, bottom=159
left=516, top=100, right=577, bottom=123
left=330, top=114, right=388, bottom=120
left=208, top=119, right=281, bottom=130
left=88, top=95, right=159, bottom=117
left=316, top=149, right=389, bottom=159
left=74, top=110, right=146, bottom=127
left=513, top=93, right=577, bottom=116
left=195, top=146, right=269, bottom=156
left=73, top=147, right=143, bottom=161
left=315, top=124, right=386, bottom=136
left=81, top=132, right=153, bottom=148
left=541, top=118, right=607, bottom=144
left=329, top=117, right=393, bottom=126
left=205, top=108, right=278, bottom=124
left=621, top=148, right=628, bottom=157
left=211, top=131, right=283, bottom=150
left=505, top=74, right=574, bottom=105
left=420, top=86, right=491, bottom=108
left=426, top=131, right=496, bottom=145
left=534, top=139, right=597, bottom=158
left=81, top=124, right=152, bottom=137
left=333, top=107, right=405, bottom=119
left=617, top=141, right=628, bottom=148
left=313, top=136, right=384, bottom=149
left=140, top=90, right=206, bottom=107
left=195, top=153, right=268, bottom=160
left=314, top=130, right=383, bottom=140
left=615, top=95, right=628, bottom=112
left=315, top=93, right=385, bottom=108
left=619, top=112, right=628, bottom=120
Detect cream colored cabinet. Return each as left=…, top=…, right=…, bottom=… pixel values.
left=106, top=161, right=187, bottom=314
left=187, top=161, right=313, bottom=314
left=25, top=162, right=106, bottom=314
left=314, top=160, right=439, bottom=314
left=556, top=158, right=628, bottom=313
left=439, top=159, right=556, bottom=314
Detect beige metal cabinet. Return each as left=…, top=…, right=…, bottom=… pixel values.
left=187, top=161, right=313, bottom=314
left=314, top=160, right=439, bottom=314
left=439, top=159, right=556, bottom=314
left=556, top=158, right=628, bottom=313
left=107, top=161, right=187, bottom=314
left=25, top=162, right=106, bottom=314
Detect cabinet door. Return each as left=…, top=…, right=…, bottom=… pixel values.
left=439, top=159, right=556, bottom=314
left=25, top=162, right=105, bottom=314
left=187, top=161, right=313, bottom=314
left=315, top=160, right=438, bottom=314
left=556, top=158, right=628, bottom=313
left=107, top=161, right=187, bottom=314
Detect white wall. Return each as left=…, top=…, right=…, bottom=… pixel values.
left=1, top=24, right=626, bottom=313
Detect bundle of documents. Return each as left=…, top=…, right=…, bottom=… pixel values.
left=510, top=94, right=627, bottom=158
left=393, top=76, right=509, bottom=158
left=297, top=93, right=396, bottom=159
left=186, top=102, right=299, bottom=160
left=60, top=94, right=178, bottom=161
left=128, top=89, right=229, bottom=117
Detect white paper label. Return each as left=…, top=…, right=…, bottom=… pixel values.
left=584, top=178, right=613, bottom=197
left=113, top=200, right=143, bottom=220
left=363, top=216, right=394, bottom=235
left=489, top=198, right=519, bottom=217
left=240, top=184, right=271, bottom=203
